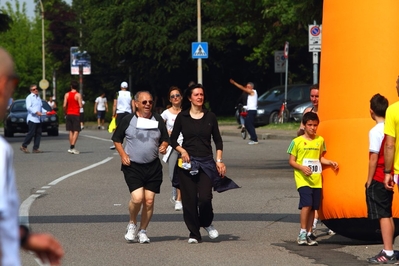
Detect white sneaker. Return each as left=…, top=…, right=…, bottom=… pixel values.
left=69, top=148, right=80, bottom=154
left=175, top=201, right=182, bottom=211
left=204, top=225, right=219, bottom=239
left=248, top=141, right=259, bottom=145
left=101, top=126, right=105, bottom=130
left=137, top=229, right=150, bottom=244
left=188, top=238, right=198, bottom=244
left=110, top=145, right=115, bottom=150
left=328, top=229, right=336, bottom=236
left=124, top=223, right=136, bottom=242
left=67, top=149, right=73, bottom=154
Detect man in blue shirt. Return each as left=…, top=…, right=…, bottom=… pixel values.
left=20, top=84, right=45, bottom=153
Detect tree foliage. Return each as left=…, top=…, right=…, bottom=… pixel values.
left=0, top=0, right=322, bottom=114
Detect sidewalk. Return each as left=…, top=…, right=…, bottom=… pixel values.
left=219, top=125, right=296, bottom=140
left=79, top=122, right=297, bottom=140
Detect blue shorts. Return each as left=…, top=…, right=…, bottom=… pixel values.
left=298, top=186, right=321, bottom=210
left=97, top=110, right=106, bottom=119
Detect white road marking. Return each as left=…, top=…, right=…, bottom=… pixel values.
left=19, top=157, right=114, bottom=227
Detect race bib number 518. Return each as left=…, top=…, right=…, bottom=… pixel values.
left=303, top=158, right=322, bottom=174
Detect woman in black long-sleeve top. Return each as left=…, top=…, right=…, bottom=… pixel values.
left=170, top=84, right=226, bottom=244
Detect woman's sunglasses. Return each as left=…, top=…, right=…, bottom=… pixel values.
left=170, top=94, right=181, bottom=99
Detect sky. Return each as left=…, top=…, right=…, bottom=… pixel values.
left=1, top=0, right=72, bottom=18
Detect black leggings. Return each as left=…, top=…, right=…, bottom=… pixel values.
left=178, top=168, right=214, bottom=241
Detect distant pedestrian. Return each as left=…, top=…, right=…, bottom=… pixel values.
left=287, top=112, right=338, bottom=246
left=110, top=81, right=134, bottom=150
left=80, top=97, right=85, bottom=130
left=20, top=84, right=46, bottom=153
left=112, top=91, right=169, bottom=244
left=63, top=80, right=83, bottom=154
left=48, top=96, right=57, bottom=109
left=230, top=79, right=258, bottom=144
left=94, top=92, right=108, bottom=129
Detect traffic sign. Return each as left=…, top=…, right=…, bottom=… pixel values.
left=192, top=42, right=208, bottom=59
left=284, top=42, right=289, bottom=59
left=39, top=79, right=49, bottom=90
left=274, top=51, right=286, bottom=73
left=309, top=24, right=322, bottom=52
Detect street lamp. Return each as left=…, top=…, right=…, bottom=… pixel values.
left=197, top=0, right=202, bottom=84
left=38, top=0, right=49, bottom=98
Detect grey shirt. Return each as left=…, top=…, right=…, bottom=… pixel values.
left=112, top=113, right=169, bottom=164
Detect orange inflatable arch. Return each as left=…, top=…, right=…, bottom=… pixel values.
left=318, top=1, right=399, bottom=241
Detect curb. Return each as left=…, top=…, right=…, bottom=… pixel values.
left=220, top=130, right=295, bottom=140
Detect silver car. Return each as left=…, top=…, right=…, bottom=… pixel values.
left=290, top=101, right=312, bottom=122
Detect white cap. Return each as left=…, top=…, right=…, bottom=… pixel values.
left=121, top=81, right=128, bottom=88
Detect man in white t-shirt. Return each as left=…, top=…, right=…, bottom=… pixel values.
left=230, top=79, right=259, bottom=144
left=94, top=92, right=108, bottom=129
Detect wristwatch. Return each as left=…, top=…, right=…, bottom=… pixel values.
left=216, top=159, right=223, bottom=163
left=384, top=169, right=391, bottom=174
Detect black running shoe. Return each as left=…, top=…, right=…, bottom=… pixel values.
left=367, top=250, right=397, bottom=264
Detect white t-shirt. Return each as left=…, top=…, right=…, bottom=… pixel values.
left=369, top=122, right=384, bottom=154
left=80, top=100, right=85, bottom=113
left=247, top=90, right=258, bottom=110
left=115, top=90, right=133, bottom=114
left=95, top=97, right=107, bottom=111
left=161, top=109, right=183, bottom=145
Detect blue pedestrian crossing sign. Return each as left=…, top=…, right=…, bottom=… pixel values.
left=192, top=42, right=208, bottom=59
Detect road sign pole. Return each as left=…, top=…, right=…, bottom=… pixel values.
left=313, top=52, right=319, bottom=84
left=197, top=0, right=202, bottom=84
left=79, top=64, right=83, bottom=95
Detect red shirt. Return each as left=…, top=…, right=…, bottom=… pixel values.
left=66, top=91, right=80, bottom=116
left=373, top=136, right=387, bottom=183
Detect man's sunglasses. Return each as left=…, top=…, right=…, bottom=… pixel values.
left=141, top=100, right=153, bottom=105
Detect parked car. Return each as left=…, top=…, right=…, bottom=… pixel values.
left=4, top=99, right=59, bottom=137
left=290, top=101, right=313, bottom=122
left=254, top=84, right=312, bottom=126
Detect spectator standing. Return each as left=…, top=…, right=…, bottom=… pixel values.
left=365, top=94, right=395, bottom=263
left=20, top=84, right=46, bottom=153
left=112, top=91, right=169, bottom=244
left=287, top=112, right=338, bottom=246
left=94, top=92, right=108, bottom=129
left=0, top=47, right=64, bottom=266
left=161, top=86, right=183, bottom=211
left=63, top=80, right=83, bottom=155
left=229, top=79, right=258, bottom=144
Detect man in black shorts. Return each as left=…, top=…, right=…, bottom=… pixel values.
left=112, top=91, right=169, bottom=244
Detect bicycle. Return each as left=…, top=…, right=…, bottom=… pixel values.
left=277, top=101, right=289, bottom=124
left=239, top=108, right=248, bottom=139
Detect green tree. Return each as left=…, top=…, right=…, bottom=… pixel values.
left=0, top=0, right=44, bottom=98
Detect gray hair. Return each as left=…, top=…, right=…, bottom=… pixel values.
left=247, top=82, right=254, bottom=88
left=134, top=90, right=152, bottom=101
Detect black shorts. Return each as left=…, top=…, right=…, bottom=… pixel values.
left=66, top=115, right=81, bottom=132
left=121, top=158, right=163, bottom=193
left=366, top=179, right=393, bottom=219
left=298, top=186, right=321, bottom=210
left=116, top=112, right=130, bottom=126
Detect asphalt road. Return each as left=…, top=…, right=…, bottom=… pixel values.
left=3, top=128, right=387, bottom=266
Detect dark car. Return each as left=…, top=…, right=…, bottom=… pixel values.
left=4, top=99, right=59, bottom=137
left=254, top=84, right=311, bottom=126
